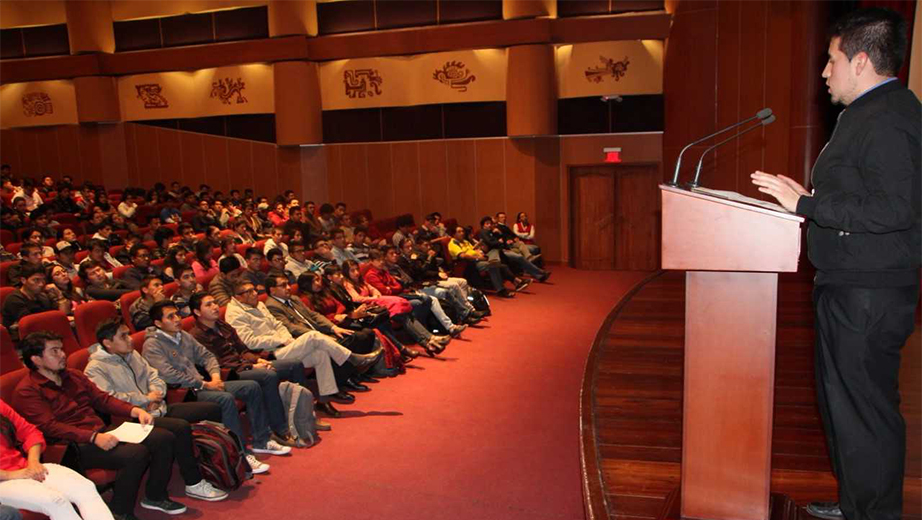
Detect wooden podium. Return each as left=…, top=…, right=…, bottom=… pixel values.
left=658, top=185, right=805, bottom=520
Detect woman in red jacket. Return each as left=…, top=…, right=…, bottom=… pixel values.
left=0, top=399, right=115, bottom=520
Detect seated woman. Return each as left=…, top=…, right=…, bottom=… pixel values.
left=47, top=264, right=85, bottom=312
left=229, top=219, right=256, bottom=244
left=191, top=241, right=218, bottom=279
left=161, top=245, right=189, bottom=281
left=302, top=269, right=415, bottom=365
left=80, top=239, right=122, bottom=276
left=0, top=399, right=116, bottom=520
left=21, top=228, right=55, bottom=259
left=341, top=260, right=448, bottom=356
left=513, top=211, right=536, bottom=243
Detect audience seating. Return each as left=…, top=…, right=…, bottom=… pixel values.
left=0, top=286, right=15, bottom=306
left=0, top=229, right=14, bottom=246
left=112, top=265, right=132, bottom=280
left=6, top=243, right=22, bottom=257
left=0, top=262, right=14, bottom=287
left=65, top=347, right=91, bottom=371
left=120, top=290, right=143, bottom=333
left=130, top=330, right=146, bottom=352
left=196, top=272, right=217, bottom=291
left=163, top=281, right=179, bottom=298
left=74, top=300, right=119, bottom=349
left=0, top=325, right=23, bottom=375
left=18, top=311, right=82, bottom=355
left=181, top=316, right=196, bottom=332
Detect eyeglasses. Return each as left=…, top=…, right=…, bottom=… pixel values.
left=236, top=288, right=257, bottom=296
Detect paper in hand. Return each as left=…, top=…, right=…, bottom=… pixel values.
left=107, top=422, right=154, bottom=444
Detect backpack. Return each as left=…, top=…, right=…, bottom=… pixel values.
left=190, top=420, right=251, bottom=491
left=278, top=381, right=318, bottom=448
left=468, top=288, right=491, bottom=315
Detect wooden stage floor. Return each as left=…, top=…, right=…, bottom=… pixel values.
left=580, top=270, right=922, bottom=519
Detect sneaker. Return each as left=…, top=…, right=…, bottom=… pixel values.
left=246, top=453, right=270, bottom=474
left=139, top=498, right=188, bottom=515
left=449, top=324, right=467, bottom=337
left=514, top=279, right=531, bottom=292
left=252, top=439, right=292, bottom=455
left=805, top=502, right=843, bottom=520
left=185, top=479, right=229, bottom=502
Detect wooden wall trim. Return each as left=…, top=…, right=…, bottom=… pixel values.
left=1, top=12, right=670, bottom=84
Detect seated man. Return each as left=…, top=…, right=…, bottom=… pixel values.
left=391, top=215, right=417, bottom=249
left=171, top=265, right=204, bottom=317
left=129, top=276, right=165, bottom=331
left=284, top=241, right=313, bottom=280
left=495, top=211, right=540, bottom=261
left=84, top=319, right=228, bottom=503
left=6, top=243, right=47, bottom=288
left=52, top=240, right=80, bottom=280
left=330, top=228, right=359, bottom=266
left=282, top=206, right=312, bottom=246
left=12, top=331, right=213, bottom=519
left=79, top=239, right=123, bottom=275
left=177, top=223, right=197, bottom=252
left=346, top=226, right=374, bottom=262
left=210, top=256, right=243, bottom=307
left=448, top=226, right=523, bottom=298
left=191, top=200, right=217, bottom=233
left=241, top=247, right=268, bottom=294
left=310, top=239, right=335, bottom=272
left=262, top=227, right=288, bottom=258
left=123, top=243, right=172, bottom=290
left=266, top=248, right=294, bottom=285
left=264, top=274, right=380, bottom=390
left=479, top=217, right=550, bottom=282
left=79, top=260, right=132, bottom=302
left=225, top=280, right=380, bottom=417
left=390, top=243, right=483, bottom=325
left=1, top=263, right=68, bottom=332
left=142, top=301, right=290, bottom=474
left=189, top=292, right=330, bottom=440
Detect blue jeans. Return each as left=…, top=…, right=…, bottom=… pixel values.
left=197, top=379, right=270, bottom=449
left=237, top=360, right=311, bottom=437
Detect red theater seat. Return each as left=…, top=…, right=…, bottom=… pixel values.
left=74, top=300, right=119, bottom=349
left=0, top=325, right=23, bottom=375
left=120, top=291, right=142, bottom=333
left=19, top=311, right=81, bottom=355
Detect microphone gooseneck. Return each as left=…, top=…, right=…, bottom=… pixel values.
left=687, top=114, right=776, bottom=189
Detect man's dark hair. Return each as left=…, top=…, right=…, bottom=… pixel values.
left=129, top=243, right=150, bottom=260
left=323, top=264, right=342, bottom=277
left=20, top=262, right=46, bottom=282
left=149, top=300, right=178, bottom=323
left=244, top=247, right=263, bottom=260
left=153, top=227, right=175, bottom=246
left=335, top=202, right=347, bottom=210
left=139, top=275, right=161, bottom=294
left=232, top=279, right=254, bottom=295
left=87, top=238, right=108, bottom=252
left=265, top=274, right=288, bottom=291
left=354, top=225, right=368, bottom=236
left=384, top=246, right=398, bottom=256
left=480, top=216, right=493, bottom=227
left=219, top=255, right=242, bottom=274
left=178, top=223, right=194, bottom=235
left=831, top=7, right=908, bottom=76
left=319, top=203, right=334, bottom=216
left=399, top=237, right=413, bottom=249
left=331, top=228, right=345, bottom=240
left=19, top=331, right=63, bottom=370
left=188, top=291, right=209, bottom=314
left=289, top=240, right=305, bottom=252
left=78, top=259, right=102, bottom=281
left=266, top=248, right=284, bottom=262
left=95, top=318, right=124, bottom=349
left=396, top=215, right=413, bottom=229
left=368, top=249, right=384, bottom=261
left=176, top=264, right=195, bottom=278
left=495, top=211, right=506, bottom=218
left=19, top=242, right=41, bottom=257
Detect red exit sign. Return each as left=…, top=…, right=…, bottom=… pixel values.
left=603, top=147, right=622, bottom=163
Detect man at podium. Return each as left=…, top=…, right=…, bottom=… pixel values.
left=752, top=7, right=920, bottom=520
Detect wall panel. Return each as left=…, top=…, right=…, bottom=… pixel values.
left=57, top=126, right=82, bottom=184
left=251, top=142, right=279, bottom=198
left=366, top=144, right=395, bottom=220
left=300, top=146, right=329, bottom=205
left=97, top=124, right=130, bottom=189
left=735, top=0, right=768, bottom=198
left=391, top=142, right=421, bottom=220
left=324, top=144, right=344, bottom=207
left=134, top=124, right=163, bottom=187
left=180, top=132, right=206, bottom=191
left=0, top=130, right=19, bottom=174
left=77, top=126, right=103, bottom=186
left=123, top=123, right=140, bottom=187
left=446, top=140, right=477, bottom=231
left=417, top=141, right=449, bottom=220
left=202, top=135, right=230, bottom=194
left=712, top=0, right=740, bottom=192
left=534, top=136, right=562, bottom=263
left=32, top=127, right=61, bottom=179
left=15, top=129, right=41, bottom=178
left=157, top=128, right=183, bottom=187
left=474, top=139, right=505, bottom=219
left=277, top=147, right=303, bottom=205
left=504, top=138, right=537, bottom=228
left=226, top=139, right=253, bottom=195
left=339, top=144, right=369, bottom=212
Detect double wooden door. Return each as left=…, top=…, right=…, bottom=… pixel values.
left=569, top=164, right=660, bottom=270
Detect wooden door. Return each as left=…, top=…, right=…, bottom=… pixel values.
left=571, top=166, right=616, bottom=270
left=570, top=164, right=661, bottom=270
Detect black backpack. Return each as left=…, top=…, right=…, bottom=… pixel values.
left=190, top=420, right=251, bottom=491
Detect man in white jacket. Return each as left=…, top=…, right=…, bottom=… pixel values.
left=224, top=279, right=380, bottom=417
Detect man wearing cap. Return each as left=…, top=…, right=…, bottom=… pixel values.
left=53, top=241, right=80, bottom=279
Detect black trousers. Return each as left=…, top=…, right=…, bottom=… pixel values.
left=74, top=417, right=201, bottom=515
left=813, top=283, right=919, bottom=520
left=165, top=400, right=222, bottom=424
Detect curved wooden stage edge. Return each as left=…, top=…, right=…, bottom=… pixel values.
left=580, top=270, right=922, bottom=520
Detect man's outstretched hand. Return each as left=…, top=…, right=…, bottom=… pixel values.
left=750, top=171, right=811, bottom=212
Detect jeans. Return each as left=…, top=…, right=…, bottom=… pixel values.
left=237, top=367, right=288, bottom=437
left=0, top=464, right=113, bottom=520
left=197, top=379, right=270, bottom=449
left=501, top=250, right=544, bottom=277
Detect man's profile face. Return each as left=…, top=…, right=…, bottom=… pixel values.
left=291, top=246, right=305, bottom=261
left=246, top=254, right=262, bottom=271
left=133, top=248, right=151, bottom=269
left=179, top=270, right=196, bottom=291
left=33, top=340, right=66, bottom=373
left=105, top=326, right=134, bottom=356
left=386, top=250, right=399, bottom=264
left=87, top=266, right=108, bottom=285
left=235, top=284, right=259, bottom=306
left=182, top=228, right=194, bottom=240
left=23, top=273, right=46, bottom=294
left=269, top=255, right=284, bottom=270
left=822, top=37, right=860, bottom=106
left=156, top=306, right=182, bottom=333
left=270, top=278, right=291, bottom=299
left=25, top=248, right=43, bottom=265
left=198, top=295, right=220, bottom=321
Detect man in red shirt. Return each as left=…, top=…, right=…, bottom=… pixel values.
left=12, top=331, right=213, bottom=520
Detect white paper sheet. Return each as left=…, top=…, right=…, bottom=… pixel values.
left=108, top=422, right=154, bottom=444
left=691, top=187, right=790, bottom=214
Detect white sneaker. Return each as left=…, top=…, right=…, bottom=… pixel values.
left=185, top=480, right=229, bottom=502
left=252, top=439, right=292, bottom=456
left=246, top=454, right=270, bottom=474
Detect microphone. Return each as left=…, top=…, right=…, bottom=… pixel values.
left=687, top=114, right=776, bottom=188
left=668, top=108, right=773, bottom=186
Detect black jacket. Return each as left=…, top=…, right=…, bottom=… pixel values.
left=796, top=80, right=920, bottom=286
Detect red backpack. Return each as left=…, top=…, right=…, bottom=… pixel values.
left=190, top=420, right=251, bottom=491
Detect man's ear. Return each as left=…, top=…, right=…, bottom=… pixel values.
left=853, top=51, right=871, bottom=76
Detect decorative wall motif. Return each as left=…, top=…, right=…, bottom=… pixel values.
left=21, top=92, right=53, bottom=117
left=210, top=78, right=248, bottom=105
left=344, top=69, right=383, bottom=99
left=556, top=40, right=663, bottom=99
left=585, top=56, right=630, bottom=83
left=433, top=61, right=476, bottom=92
left=135, top=84, right=170, bottom=108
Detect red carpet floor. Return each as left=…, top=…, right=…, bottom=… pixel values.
left=143, top=267, right=648, bottom=520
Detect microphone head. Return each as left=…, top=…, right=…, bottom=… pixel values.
left=761, top=114, right=776, bottom=126
left=756, top=108, right=773, bottom=119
